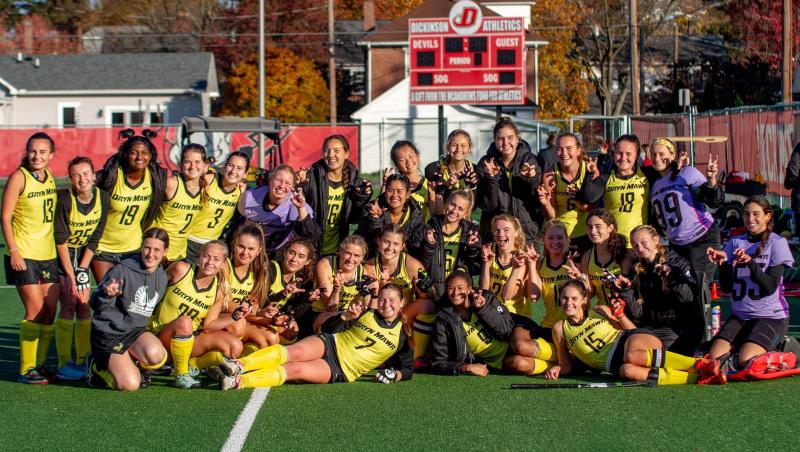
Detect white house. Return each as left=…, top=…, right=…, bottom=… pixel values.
left=0, top=52, right=218, bottom=127
left=352, top=77, right=558, bottom=173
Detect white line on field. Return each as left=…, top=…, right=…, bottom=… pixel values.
left=221, top=388, right=270, bottom=452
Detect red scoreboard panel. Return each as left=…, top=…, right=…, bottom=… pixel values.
left=409, top=16, right=526, bottom=105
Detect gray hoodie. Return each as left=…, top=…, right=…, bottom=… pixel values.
left=90, top=255, right=168, bottom=336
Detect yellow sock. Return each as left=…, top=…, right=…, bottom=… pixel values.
left=75, top=319, right=92, bottom=366
left=646, top=349, right=698, bottom=371
left=534, top=338, right=556, bottom=361
left=241, top=343, right=260, bottom=357
left=413, top=313, right=437, bottom=359
left=36, top=323, right=55, bottom=366
left=529, top=358, right=555, bottom=375
left=139, top=350, right=168, bottom=370
left=19, top=320, right=40, bottom=375
left=55, top=318, right=74, bottom=368
left=189, top=351, right=225, bottom=370
left=92, top=363, right=115, bottom=389
left=170, top=335, right=195, bottom=376
left=239, top=366, right=287, bottom=388
left=239, top=344, right=287, bottom=372
left=655, top=368, right=697, bottom=385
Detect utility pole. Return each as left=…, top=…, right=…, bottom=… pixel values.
left=630, top=0, right=640, bottom=115
left=782, top=0, right=792, bottom=103
left=258, top=0, right=265, bottom=169
left=328, top=0, right=337, bottom=124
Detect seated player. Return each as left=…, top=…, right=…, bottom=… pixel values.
left=208, top=284, right=413, bottom=389
left=547, top=279, right=726, bottom=385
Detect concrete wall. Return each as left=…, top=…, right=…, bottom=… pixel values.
left=7, top=93, right=207, bottom=127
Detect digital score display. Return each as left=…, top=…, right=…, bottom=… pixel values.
left=409, top=16, right=526, bottom=105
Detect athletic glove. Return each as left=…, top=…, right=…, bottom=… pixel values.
left=375, top=368, right=397, bottom=384
left=75, top=267, right=91, bottom=292
left=610, top=298, right=626, bottom=319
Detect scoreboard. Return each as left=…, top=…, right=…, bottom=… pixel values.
left=409, top=14, right=527, bottom=106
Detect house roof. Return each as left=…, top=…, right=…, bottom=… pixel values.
left=361, top=0, right=545, bottom=45
left=0, top=52, right=217, bottom=94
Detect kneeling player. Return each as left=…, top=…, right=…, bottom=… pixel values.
left=87, top=228, right=169, bottom=391
left=547, top=280, right=726, bottom=385
left=208, top=284, right=413, bottom=389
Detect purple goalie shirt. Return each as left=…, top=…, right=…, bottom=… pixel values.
left=242, top=185, right=313, bottom=253
left=723, top=233, right=794, bottom=320
left=649, top=166, right=714, bottom=245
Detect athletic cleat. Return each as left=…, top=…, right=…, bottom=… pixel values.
left=139, top=370, right=152, bottom=389
left=187, top=365, right=201, bottom=379
left=173, top=373, right=201, bottom=389
left=206, top=366, right=226, bottom=384
left=57, top=361, right=86, bottom=381
left=36, top=364, right=58, bottom=383
left=220, top=356, right=244, bottom=377
left=18, top=367, right=48, bottom=385
left=413, top=355, right=431, bottom=370
left=219, top=374, right=240, bottom=391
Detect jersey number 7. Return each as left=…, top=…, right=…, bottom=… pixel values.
left=354, top=337, right=376, bottom=349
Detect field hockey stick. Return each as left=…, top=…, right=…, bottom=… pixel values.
left=657, top=136, right=728, bottom=143
left=510, top=381, right=656, bottom=389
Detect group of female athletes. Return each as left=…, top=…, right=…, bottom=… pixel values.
left=3, top=116, right=795, bottom=391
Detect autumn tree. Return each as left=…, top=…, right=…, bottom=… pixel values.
left=726, top=0, right=800, bottom=69
left=531, top=0, right=592, bottom=118
left=220, top=46, right=330, bottom=123
left=336, top=0, right=424, bottom=20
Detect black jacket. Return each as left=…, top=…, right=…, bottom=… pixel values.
left=96, top=155, right=167, bottom=231
left=408, top=215, right=482, bottom=300
left=423, top=159, right=478, bottom=201
left=431, top=291, right=514, bottom=375
left=355, top=199, right=425, bottom=257
left=633, top=250, right=698, bottom=329
left=785, top=142, right=800, bottom=212
left=475, top=140, right=542, bottom=242
left=303, top=159, right=371, bottom=254
left=320, top=310, right=414, bottom=381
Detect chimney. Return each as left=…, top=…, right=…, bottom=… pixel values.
left=363, top=0, right=375, bottom=32
left=23, top=18, right=34, bottom=54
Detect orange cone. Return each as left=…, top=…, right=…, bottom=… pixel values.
left=710, top=282, right=720, bottom=301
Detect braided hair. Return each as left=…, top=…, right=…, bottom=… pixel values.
left=744, top=195, right=774, bottom=257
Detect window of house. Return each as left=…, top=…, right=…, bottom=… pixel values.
left=58, top=102, right=80, bottom=128
left=111, top=112, right=125, bottom=126
left=150, top=112, right=163, bottom=125
left=130, top=111, right=145, bottom=125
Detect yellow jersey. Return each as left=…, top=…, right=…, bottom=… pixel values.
left=65, top=187, right=104, bottom=249
left=554, top=162, right=587, bottom=238
left=488, top=252, right=531, bottom=318
left=98, top=168, right=152, bottom=253
left=335, top=310, right=404, bottom=382
left=442, top=225, right=462, bottom=277
left=409, top=178, right=431, bottom=223
left=148, top=264, right=218, bottom=334
left=562, top=313, right=622, bottom=371
left=151, top=175, right=203, bottom=261
left=463, top=312, right=509, bottom=369
left=267, top=260, right=296, bottom=309
left=374, top=253, right=415, bottom=304
left=311, top=257, right=365, bottom=312
left=587, top=247, right=623, bottom=307
left=603, top=168, right=649, bottom=246
left=538, top=257, right=570, bottom=328
left=228, top=260, right=254, bottom=306
left=189, top=174, right=242, bottom=242
left=11, top=167, right=56, bottom=260
left=321, top=181, right=345, bottom=256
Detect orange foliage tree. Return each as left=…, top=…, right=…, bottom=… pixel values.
left=220, top=46, right=330, bottom=123
left=531, top=0, right=591, bottom=119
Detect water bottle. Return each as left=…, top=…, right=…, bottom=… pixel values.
left=710, top=306, right=721, bottom=337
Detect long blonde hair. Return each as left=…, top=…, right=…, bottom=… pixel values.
left=200, top=240, right=233, bottom=312
left=231, top=222, right=270, bottom=309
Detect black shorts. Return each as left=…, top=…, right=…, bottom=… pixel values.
left=714, top=315, right=788, bottom=352
left=318, top=333, right=347, bottom=383
left=511, top=314, right=548, bottom=339
left=4, top=255, right=58, bottom=285
left=93, top=250, right=136, bottom=264
left=608, top=328, right=653, bottom=376
left=185, top=240, right=204, bottom=264
left=90, top=327, right=147, bottom=371
left=57, top=246, right=86, bottom=277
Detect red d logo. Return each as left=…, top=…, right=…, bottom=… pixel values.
left=449, top=0, right=482, bottom=36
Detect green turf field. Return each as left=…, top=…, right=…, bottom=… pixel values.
left=2, top=289, right=800, bottom=452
